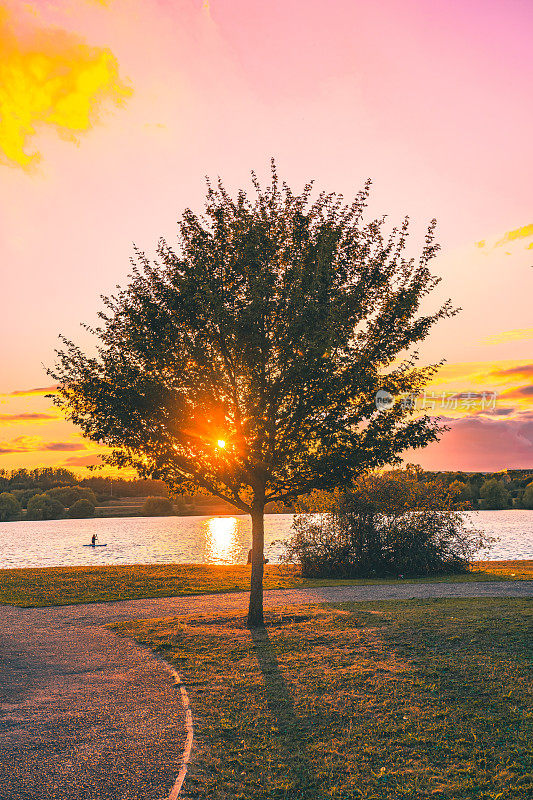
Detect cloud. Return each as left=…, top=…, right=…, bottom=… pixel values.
left=0, top=5, right=131, bottom=168
left=481, top=329, right=533, bottom=346
left=404, top=411, right=533, bottom=472
left=0, top=412, right=58, bottom=423
left=495, top=223, right=533, bottom=248
left=500, top=385, right=533, bottom=401
left=1, top=384, right=59, bottom=397
left=420, top=360, right=533, bottom=417
left=0, top=435, right=85, bottom=454
left=45, top=442, right=84, bottom=451
left=490, top=363, right=533, bottom=379
left=475, top=223, right=533, bottom=254
left=490, top=407, right=516, bottom=417
left=65, top=454, right=103, bottom=466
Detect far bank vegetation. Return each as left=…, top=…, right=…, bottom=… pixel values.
left=0, top=466, right=532, bottom=523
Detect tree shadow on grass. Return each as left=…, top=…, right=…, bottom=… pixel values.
left=249, top=624, right=327, bottom=799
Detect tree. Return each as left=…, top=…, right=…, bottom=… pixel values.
left=26, top=493, right=65, bottom=521
left=11, top=489, right=40, bottom=508
left=141, top=496, right=174, bottom=516
left=0, top=492, right=21, bottom=522
left=68, top=498, right=96, bottom=518
left=47, top=485, right=97, bottom=507
left=479, top=478, right=511, bottom=510
left=521, top=481, right=533, bottom=509
left=50, top=164, right=455, bottom=625
left=448, top=479, right=472, bottom=505
left=5, top=467, right=77, bottom=491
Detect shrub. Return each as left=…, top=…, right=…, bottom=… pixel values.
left=141, top=496, right=174, bottom=516
left=284, top=472, right=489, bottom=578
left=0, top=492, right=22, bottom=522
left=68, top=498, right=96, bottom=518
left=47, top=485, right=97, bottom=507
left=26, top=493, right=65, bottom=521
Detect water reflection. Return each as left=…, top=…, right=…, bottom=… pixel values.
left=203, top=516, right=240, bottom=564
left=0, top=511, right=531, bottom=569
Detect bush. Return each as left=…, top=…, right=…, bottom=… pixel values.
left=284, top=473, right=489, bottom=578
left=0, top=492, right=22, bottom=522
left=47, top=485, right=97, bottom=507
left=141, top=496, right=174, bottom=516
left=68, top=498, right=96, bottom=518
left=26, top=493, right=65, bottom=521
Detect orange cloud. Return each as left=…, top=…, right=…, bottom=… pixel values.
left=0, top=412, right=58, bottom=423
left=491, top=364, right=533, bottom=379
left=0, top=435, right=85, bottom=453
left=0, top=5, right=131, bottom=168
left=1, top=384, right=58, bottom=397
left=408, top=360, right=533, bottom=420
left=499, top=385, right=533, bottom=402
left=65, top=454, right=103, bottom=466
left=480, top=328, right=533, bottom=346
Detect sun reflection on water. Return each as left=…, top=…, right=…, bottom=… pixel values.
left=203, top=516, right=240, bottom=563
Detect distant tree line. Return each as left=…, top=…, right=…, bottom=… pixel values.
left=0, top=468, right=169, bottom=499
left=0, top=468, right=238, bottom=515
left=0, top=479, right=99, bottom=522
left=419, top=469, right=533, bottom=510
left=1, top=466, right=532, bottom=524
left=0, top=468, right=198, bottom=521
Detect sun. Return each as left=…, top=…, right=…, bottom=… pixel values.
left=217, top=439, right=226, bottom=449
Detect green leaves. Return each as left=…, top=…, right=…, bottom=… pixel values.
left=50, top=164, right=455, bottom=512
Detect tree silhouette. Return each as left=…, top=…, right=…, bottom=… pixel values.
left=50, top=163, right=455, bottom=625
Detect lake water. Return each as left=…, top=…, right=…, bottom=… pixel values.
left=0, top=511, right=532, bottom=570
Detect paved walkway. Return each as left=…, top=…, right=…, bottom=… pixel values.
left=0, top=580, right=532, bottom=800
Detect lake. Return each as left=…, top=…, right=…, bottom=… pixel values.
left=0, top=510, right=532, bottom=570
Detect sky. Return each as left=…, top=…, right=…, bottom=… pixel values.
left=0, top=0, right=532, bottom=475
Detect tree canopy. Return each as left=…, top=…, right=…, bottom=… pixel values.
left=479, top=478, right=511, bottom=510
left=50, top=164, right=455, bottom=623
left=0, top=492, right=21, bottom=522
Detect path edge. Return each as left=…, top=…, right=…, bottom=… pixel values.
left=161, top=661, right=194, bottom=799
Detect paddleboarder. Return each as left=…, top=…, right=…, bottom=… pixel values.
left=91, top=534, right=97, bottom=547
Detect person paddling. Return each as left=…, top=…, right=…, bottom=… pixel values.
left=91, top=534, right=97, bottom=547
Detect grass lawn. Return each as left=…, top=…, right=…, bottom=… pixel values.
left=116, top=598, right=533, bottom=799
left=0, top=560, right=531, bottom=607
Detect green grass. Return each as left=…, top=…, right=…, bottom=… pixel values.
left=0, top=560, right=531, bottom=607
left=116, top=598, right=533, bottom=799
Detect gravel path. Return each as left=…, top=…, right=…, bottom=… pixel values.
left=0, top=580, right=531, bottom=799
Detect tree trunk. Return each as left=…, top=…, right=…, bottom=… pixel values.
left=247, top=503, right=265, bottom=627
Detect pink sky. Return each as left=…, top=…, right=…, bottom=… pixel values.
left=1, top=0, right=532, bottom=473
